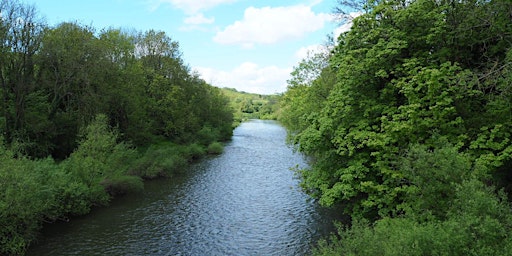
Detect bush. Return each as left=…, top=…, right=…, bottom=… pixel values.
left=100, top=175, right=144, bottom=196
left=314, top=140, right=512, bottom=256
left=0, top=148, right=85, bottom=255
left=60, top=114, right=139, bottom=205
left=314, top=179, right=512, bottom=256
left=207, top=141, right=224, bottom=154
left=197, top=125, right=220, bottom=146
left=181, top=143, right=206, bottom=160
left=129, top=142, right=189, bottom=178
left=400, top=141, right=472, bottom=220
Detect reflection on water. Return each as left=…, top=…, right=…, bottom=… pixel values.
left=28, top=120, right=338, bottom=256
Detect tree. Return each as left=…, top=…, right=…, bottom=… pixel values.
left=0, top=0, right=46, bottom=156
left=97, top=28, right=152, bottom=146
left=282, top=0, right=512, bottom=219
left=37, top=22, right=108, bottom=158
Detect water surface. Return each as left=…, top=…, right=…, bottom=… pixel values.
left=28, top=120, right=337, bottom=255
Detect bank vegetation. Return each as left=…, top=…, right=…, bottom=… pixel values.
left=0, top=0, right=233, bottom=254
left=280, top=0, right=512, bottom=255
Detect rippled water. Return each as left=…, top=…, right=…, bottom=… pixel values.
left=28, top=120, right=337, bottom=256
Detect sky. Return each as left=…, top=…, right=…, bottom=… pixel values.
left=26, top=0, right=350, bottom=94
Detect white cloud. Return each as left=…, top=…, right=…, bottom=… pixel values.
left=213, top=5, right=331, bottom=47
left=184, top=13, right=215, bottom=25
left=149, top=0, right=236, bottom=14
left=295, top=44, right=329, bottom=61
left=195, top=62, right=292, bottom=94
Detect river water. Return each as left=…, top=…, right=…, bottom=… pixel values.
left=28, top=120, right=338, bottom=256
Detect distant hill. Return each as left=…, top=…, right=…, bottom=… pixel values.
left=221, top=88, right=281, bottom=124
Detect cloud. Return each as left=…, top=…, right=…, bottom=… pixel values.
left=149, top=0, right=236, bottom=14
left=184, top=13, right=215, bottom=25
left=295, top=44, right=330, bottom=61
left=195, top=62, right=292, bottom=94
left=213, top=5, right=331, bottom=47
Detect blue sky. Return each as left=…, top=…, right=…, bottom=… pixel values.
left=27, top=0, right=347, bottom=94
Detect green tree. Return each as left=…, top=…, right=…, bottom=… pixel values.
left=0, top=0, right=47, bottom=156
left=97, top=28, right=152, bottom=146
left=282, top=0, right=512, bottom=219
left=37, top=22, right=108, bottom=158
left=280, top=49, right=335, bottom=137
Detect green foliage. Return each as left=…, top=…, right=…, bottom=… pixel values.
left=0, top=1, right=235, bottom=254
left=100, top=175, right=144, bottom=196
left=0, top=143, right=90, bottom=255
left=197, top=125, right=221, bottom=146
left=129, top=142, right=189, bottom=179
left=1, top=5, right=233, bottom=158
left=282, top=0, right=512, bottom=217
left=315, top=178, right=512, bottom=256
left=62, top=114, right=140, bottom=203
left=400, top=141, right=472, bottom=220
left=280, top=0, right=512, bottom=254
left=207, top=141, right=224, bottom=155
left=181, top=143, right=207, bottom=160
left=221, top=88, right=281, bottom=122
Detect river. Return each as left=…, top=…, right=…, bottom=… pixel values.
left=28, top=120, right=338, bottom=256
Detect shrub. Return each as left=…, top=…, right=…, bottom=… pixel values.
left=197, top=125, right=220, bottom=146
left=129, top=142, right=188, bottom=178
left=100, top=175, right=144, bottom=196
left=181, top=143, right=206, bottom=160
left=314, top=178, right=512, bottom=256
left=400, top=142, right=472, bottom=220
left=207, top=141, right=223, bottom=154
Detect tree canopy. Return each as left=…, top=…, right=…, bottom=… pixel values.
left=0, top=0, right=234, bottom=254
left=281, top=0, right=512, bottom=254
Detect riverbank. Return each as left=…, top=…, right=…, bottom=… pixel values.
left=0, top=115, right=230, bottom=256
left=27, top=120, right=338, bottom=255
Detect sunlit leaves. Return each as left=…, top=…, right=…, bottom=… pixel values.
left=281, top=0, right=512, bottom=220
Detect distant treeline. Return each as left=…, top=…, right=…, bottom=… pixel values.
left=280, top=0, right=512, bottom=255
left=221, top=87, right=281, bottom=123
left=0, top=0, right=233, bottom=254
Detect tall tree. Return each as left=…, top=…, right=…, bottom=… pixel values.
left=281, top=0, right=512, bottom=219
left=37, top=22, right=107, bottom=158
left=0, top=0, right=45, bottom=155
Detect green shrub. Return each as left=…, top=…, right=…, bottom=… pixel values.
left=314, top=178, right=512, bottom=256
left=314, top=140, right=512, bottom=256
left=100, top=175, right=144, bottom=196
left=0, top=159, right=47, bottom=256
left=181, top=143, right=206, bottom=160
left=197, top=125, right=220, bottom=146
left=400, top=141, right=473, bottom=220
left=207, top=141, right=223, bottom=154
left=129, top=142, right=188, bottom=178
left=0, top=149, right=79, bottom=255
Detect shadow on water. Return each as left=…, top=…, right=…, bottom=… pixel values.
left=28, top=120, right=344, bottom=256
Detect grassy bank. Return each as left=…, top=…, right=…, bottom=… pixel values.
left=0, top=115, right=227, bottom=255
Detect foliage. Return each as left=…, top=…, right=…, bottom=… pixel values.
left=221, top=88, right=281, bottom=123
left=280, top=0, right=512, bottom=254
left=281, top=0, right=512, bottom=217
left=0, top=0, right=235, bottom=254
left=61, top=114, right=141, bottom=203
left=315, top=142, right=512, bottom=256
left=207, top=141, right=224, bottom=155
left=314, top=178, right=512, bottom=256
left=0, top=142, right=94, bottom=255
left=128, top=142, right=190, bottom=179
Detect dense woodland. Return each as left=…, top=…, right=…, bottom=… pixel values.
left=0, top=0, right=233, bottom=254
left=280, top=0, right=512, bottom=254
